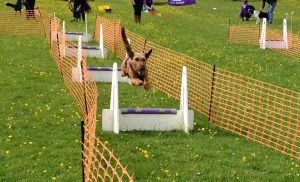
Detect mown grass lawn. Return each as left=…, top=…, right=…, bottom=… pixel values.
left=0, top=0, right=300, bottom=181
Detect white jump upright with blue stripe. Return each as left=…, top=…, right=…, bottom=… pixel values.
left=65, top=14, right=92, bottom=42
left=260, top=18, right=289, bottom=49
left=64, top=21, right=107, bottom=59
left=71, top=37, right=129, bottom=83
left=102, top=63, right=194, bottom=134
left=72, top=35, right=83, bottom=82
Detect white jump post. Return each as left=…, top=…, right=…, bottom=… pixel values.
left=77, top=35, right=83, bottom=83
left=51, top=12, right=58, bottom=44
left=110, top=63, right=119, bottom=134
left=102, top=63, right=194, bottom=133
left=283, top=19, right=288, bottom=49
left=62, top=21, right=66, bottom=57
left=260, top=18, right=288, bottom=49
left=100, top=24, right=104, bottom=58
left=260, top=18, right=267, bottom=49
left=180, top=66, right=189, bottom=134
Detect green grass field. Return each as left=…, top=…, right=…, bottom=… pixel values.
left=1, top=0, right=300, bottom=181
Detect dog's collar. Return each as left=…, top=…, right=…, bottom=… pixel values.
left=126, top=58, right=135, bottom=72
left=125, top=58, right=144, bottom=80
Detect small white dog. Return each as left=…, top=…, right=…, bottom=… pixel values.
left=250, top=9, right=269, bottom=24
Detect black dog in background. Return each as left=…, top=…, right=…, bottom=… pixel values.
left=5, top=0, right=24, bottom=12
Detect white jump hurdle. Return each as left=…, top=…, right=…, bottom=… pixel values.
left=65, top=14, right=92, bottom=42
left=64, top=21, right=108, bottom=59
left=260, top=18, right=288, bottom=49
left=88, top=67, right=130, bottom=83
left=71, top=36, right=129, bottom=83
left=102, top=63, right=194, bottom=134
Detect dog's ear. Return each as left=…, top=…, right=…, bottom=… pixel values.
left=121, top=26, right=134, bottom=59
left=145, top=49, right=152, bottom=59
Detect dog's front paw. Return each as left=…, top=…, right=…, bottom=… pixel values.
left=121, top=72, right=127, bottom=77
left=131, top=79, right=143, bottom=86
left=143, top=83, right=150, bottom=90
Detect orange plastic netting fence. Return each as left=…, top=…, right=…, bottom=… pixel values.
left=49, top=14, right=133, bottom=181
left=0, top=11, right=133, bottom=181
left=210, top=68, right=300, bottom=159
left=228, top=23, right=299, bottom=59
left=94, top=16, right=300, bottom=160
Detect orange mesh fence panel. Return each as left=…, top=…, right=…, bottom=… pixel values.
left=228, top=23, right=300, bottom=60
left=275, top=33, right=300, bottom=59
left=0, top=11, right=44, bottom=35
left=94, top=16, right=121, bottom=53
left=228, top=24, right=260, bottom=45
left=83, top=123, right=134, bottom=182
left=210, top=68, right=300, bottom=159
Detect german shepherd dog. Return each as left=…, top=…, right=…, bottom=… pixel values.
left=121, top=27, right=152, bottom=90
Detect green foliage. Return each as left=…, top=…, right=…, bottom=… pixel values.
left=0, top=0, right=300, bottom=181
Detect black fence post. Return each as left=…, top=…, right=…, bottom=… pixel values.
left=56, top=33, right=63, bottom=76
left=228, top=19, right=231, bottom=41
left=80, top=49, right=88, bottom=182
left=81, top=120, right=85, bottom=182
left=208, top=65, right=216, bottom=123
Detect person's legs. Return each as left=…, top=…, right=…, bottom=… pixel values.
left=81, top=12, right=85, bottom=21
left=133, top=1, right=143, bottom=23
left=268, top=2, right=277, bottom=23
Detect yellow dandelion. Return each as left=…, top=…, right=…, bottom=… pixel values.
left=52, top=177, right=57, bottom=180
left=242, top=156, right=246, bottom=162
left=6, top=150, right=10, bottom=154
left=60, top=163, right=64, bottom=167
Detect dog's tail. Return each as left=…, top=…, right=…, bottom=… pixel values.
left=121, top=26, right=134, bottom=59
left=5, top=3, right=16, bottom=8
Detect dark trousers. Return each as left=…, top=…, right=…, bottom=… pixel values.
left=73, top=1, right=85, bottom=21
left=24, top=0, right=35, bottom=19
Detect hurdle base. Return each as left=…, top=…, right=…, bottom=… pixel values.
left=265, top=40, right=288, bottom=49
left=65, top=46, right=108, bottom=58
left=72, top=67, right=130, bottom=83
left=66, top=32, right=92, bottom=42
left=102, top=109, right=194, bottom=132
left=89, top=67, right=130, bottom=83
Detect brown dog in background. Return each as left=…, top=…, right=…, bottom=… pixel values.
left=120, top=26, right=152, bottom=90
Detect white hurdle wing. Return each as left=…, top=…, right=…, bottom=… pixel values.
left=102, top=63, right=193, bottom=134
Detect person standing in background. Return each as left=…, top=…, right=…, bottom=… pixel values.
left=69, top=0, right=91, bottom=22
left=24, top=0, right=35, bottom=19
left=132, top=0, right=144, bottom=23
left=262, top=0, right=277, bottom=24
